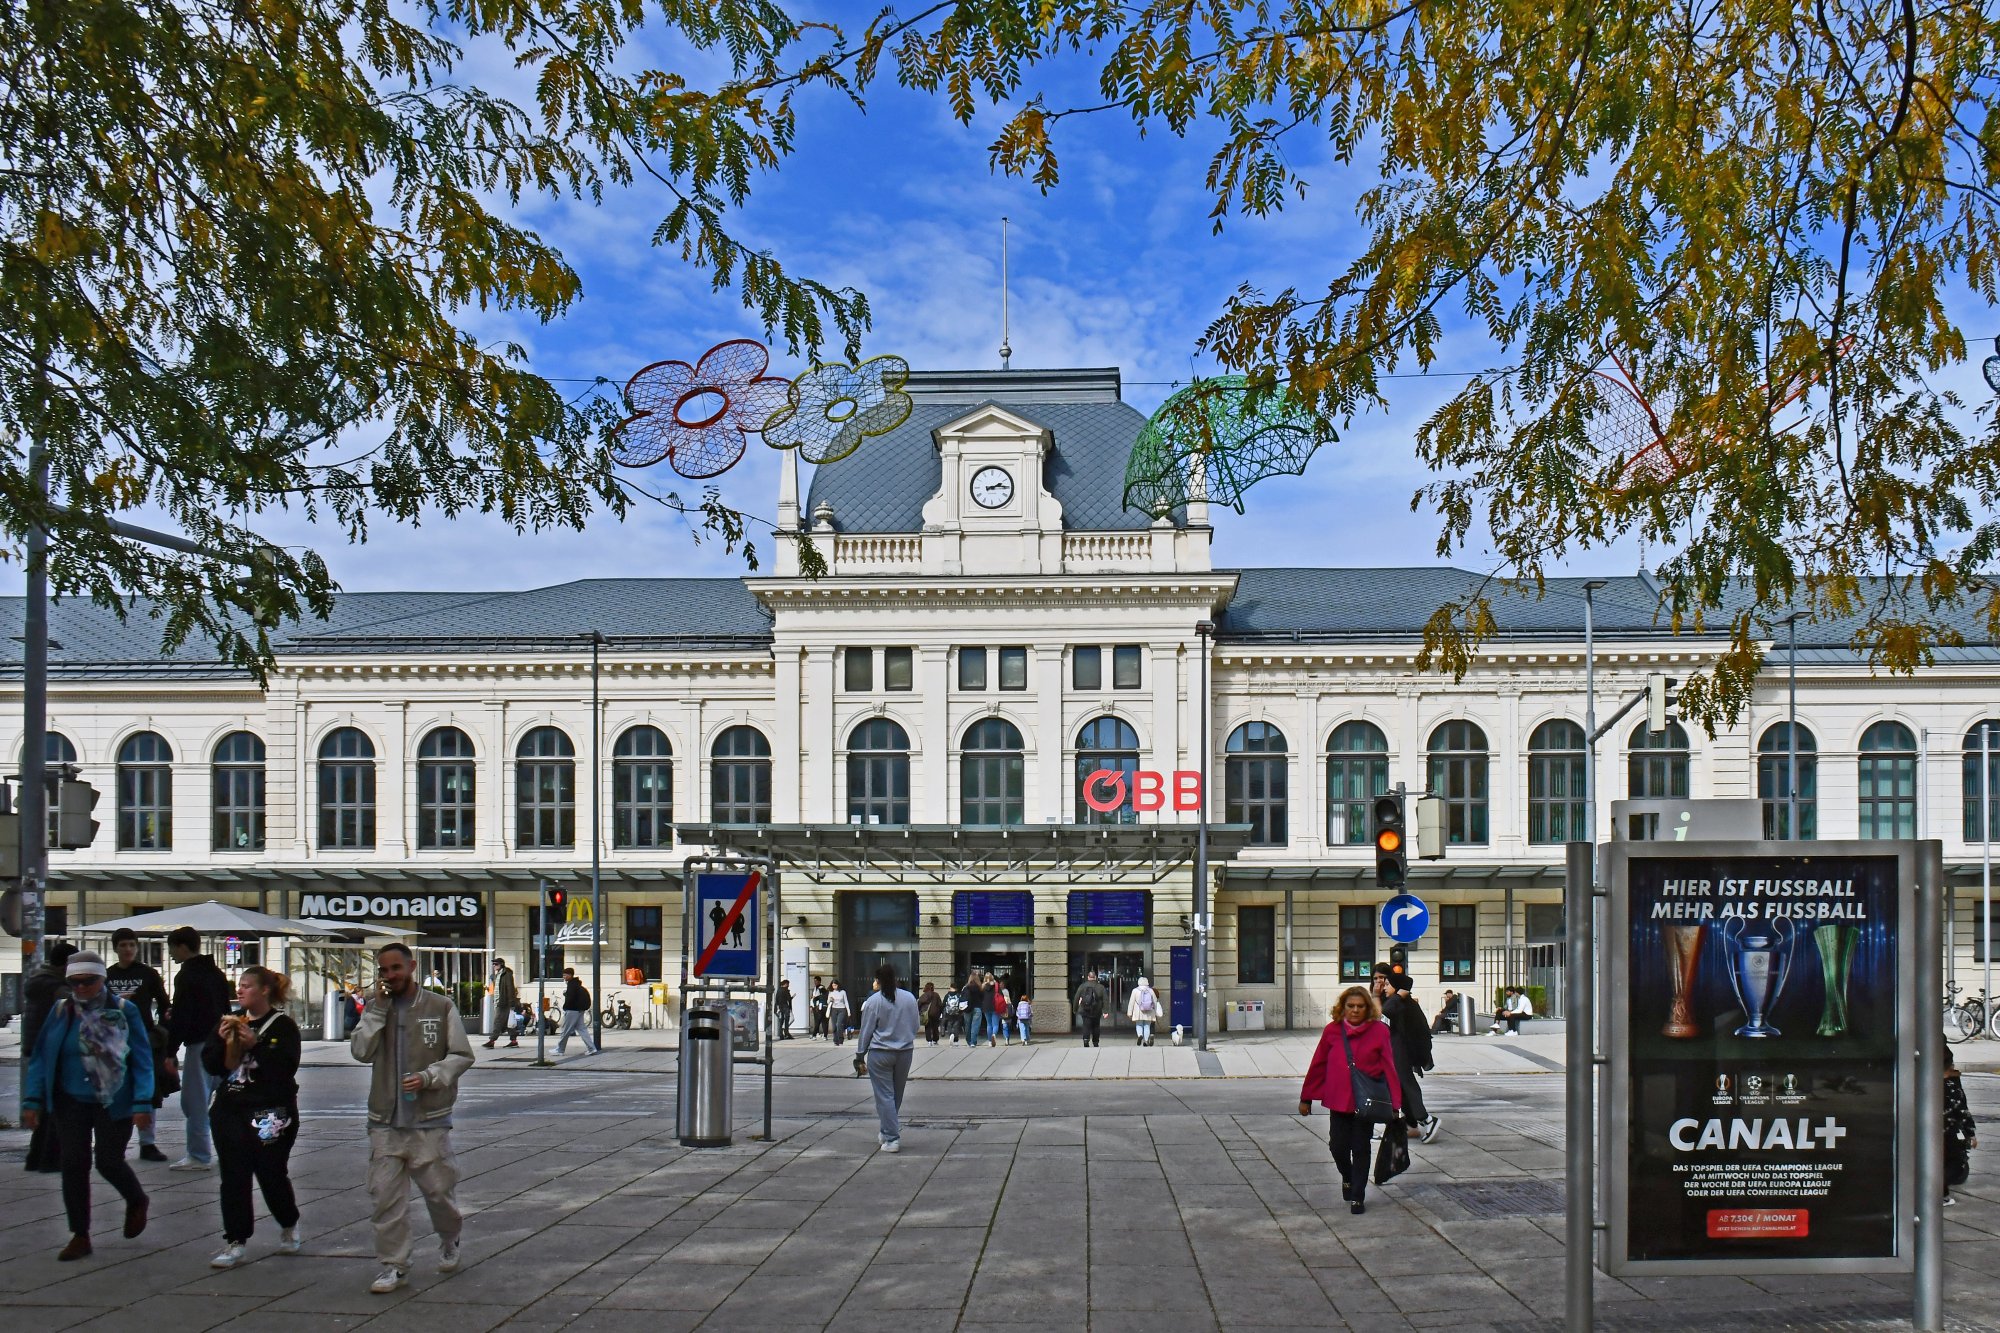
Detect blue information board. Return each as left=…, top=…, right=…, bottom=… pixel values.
left=953, top=891, right=1033, bottom=934
left=1067, top=890, right=1149, bottom=935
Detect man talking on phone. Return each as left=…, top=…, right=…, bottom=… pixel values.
left=350, top=942, right=474, bottom=1294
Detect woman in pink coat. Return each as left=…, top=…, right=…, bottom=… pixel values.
left=1298, top=985, right=1402, bottom=1214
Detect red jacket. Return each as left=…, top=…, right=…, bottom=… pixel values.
left=1300, top=1019, right=1402, bottom=1114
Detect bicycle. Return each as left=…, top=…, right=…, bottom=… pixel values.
left=1944, top=982, right=1992, bottom=1044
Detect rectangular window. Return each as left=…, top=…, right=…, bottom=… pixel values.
left=843, top=648, right=873, bottom=692
left=1072, top=646, right=1102, bottom=690
left=883, top=647, right=914, bottom=691
left=1439, top=905, right=1476, bottom=981
left=1975, top=903, right=1998, bottom=964
left=958, top=647, right=987, bottom=691
left=998, top=646, right=1028, bottom=690
left=1237, top=906, right=1276, bottom=984
left=625, top=906, right=664, bottom=979
left=1339, top=906, right=1375, bottom=980
left=1113, top=644, right=1143, bottom=689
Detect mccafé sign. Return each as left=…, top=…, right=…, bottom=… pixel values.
left=1080, top=769, right=1204, bottom=813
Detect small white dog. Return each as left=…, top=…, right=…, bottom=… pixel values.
left=1171, top=1024, right=1185, bottom=1046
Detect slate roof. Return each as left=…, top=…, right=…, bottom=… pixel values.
left=803, top=368, right=1157, bottom=532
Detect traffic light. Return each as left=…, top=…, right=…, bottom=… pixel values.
left=544, top=883, right=567, bottom=914
left=1414, top=793, right=1446, bottom=860
left=1370, top=792, right=1407, bottom=889
left=1647, top=674, right=1679, bottom=733
left=0, top=886, right=19, bottom=937
left=53, top=778, right=101, bottom=849
left=0, top=810, right=18, bottom=878
left=1388, top=944, right=1410, bottom=976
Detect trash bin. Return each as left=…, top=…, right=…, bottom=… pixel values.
left=677, top=1007, right=732, bottom=1147
left=323, top=988, right=348, bottom=1043
left=1455, top=993, right=1477, bottom=1035
left=1230, top=999, right=1266, bottom=1031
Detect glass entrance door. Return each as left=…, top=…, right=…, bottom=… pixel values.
left=1070, top=946, right=1150, bottom=1029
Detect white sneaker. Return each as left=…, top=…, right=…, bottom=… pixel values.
left=438, top=1239, right=461, bottom=1273
left=277, top=1226, right=304, bottom=1255
left=170, top=1157, right=213, bottom=1172
left=879, top=1139, right=900, bottom=1154
left=369, top=1267, right=407, bottom=1294
left=1419, top=1116, right=1443, bottom=1144
left=209, top=1244, right=246, bottom=1269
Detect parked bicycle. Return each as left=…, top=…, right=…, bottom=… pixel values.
left=1944, top=982, right=1997, bottom=1043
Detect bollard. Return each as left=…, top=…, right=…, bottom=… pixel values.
left=1455, top=992, right=1476, bottom=1035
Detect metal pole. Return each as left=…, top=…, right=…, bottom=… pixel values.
left=589, top=632, right=603, bottom=1048
left=1787, top=616, right=1799, bottom=840
left=1564, top=840, right=1595, bottom=1333
left=535, top=879, right=549, bottom=1066
left=17, top=442, right=47, bottom=1110
left=1915, top=840, right=1945, bottom=1332
left=1283, top=885, right=1294, bottom=1031
left=763, top=867, right=778, bottom=1141
left=1194, top=619, right=1214, bottom=1052
left=1583, top=582, right=1604, bottom=844
left=1984, top=725, right=1992, bottom=1029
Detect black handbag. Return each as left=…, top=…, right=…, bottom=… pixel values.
left=1374, top=1121, right=1412, bottom=1183
left=1339, top=1024, right=1397, bottom=1124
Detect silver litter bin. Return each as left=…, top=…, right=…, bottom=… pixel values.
left=1456, top=993, right=1477, bottom=1035
left=677, top=1007, right=732, bottom=1147
left=323, top=987, right=348, bottom=1042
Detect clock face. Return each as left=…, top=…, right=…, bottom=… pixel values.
left=970, top=465, right=1014, bottom=509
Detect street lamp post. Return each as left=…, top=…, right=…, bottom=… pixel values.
left=588, top=630, right=605, bottom=1047
left=1582, top=581, right=1606, bottom=845
left=1781, top=611, right=1804, bottom=841
left=1194, top=618, right=1215, bottom=1053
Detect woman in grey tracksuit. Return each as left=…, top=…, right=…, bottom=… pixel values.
left=855, top=962, right=921, bottom=1153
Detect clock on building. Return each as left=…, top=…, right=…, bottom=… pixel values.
left=969, top=465, right=1014, bottom=509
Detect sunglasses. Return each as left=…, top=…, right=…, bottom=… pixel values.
left=70, top=976, right=104, bottom=988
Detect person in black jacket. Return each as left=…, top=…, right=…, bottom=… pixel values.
left=21, top=940, right=78, bottom=1173
left=203, top=966, right=303, bottom=1267
left=106, top=929, right=173, bottom=1162
left=166, top=928, right=231, bottom=1170
left=1374, top=969, right=1441, bottom=1143
left=555, top=968, right=598, bottom=1056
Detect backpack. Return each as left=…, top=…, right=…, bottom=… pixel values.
left=1077, top=985, right=1103, bottom=1019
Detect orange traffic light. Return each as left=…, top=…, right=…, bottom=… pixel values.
left=1375, top=827, right=1402, bottom=855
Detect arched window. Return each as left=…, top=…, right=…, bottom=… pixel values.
left=1326, top=721, right=1390, bottom=845
left=40, top=733, right=78, bottom=849
left=1967, top=720, right=2000, bottom=842
left=614, top=726, right=673, bottom=849
left=1426, top=721, right=1489, bottom=845
left=416, top=727, right=476, bottom=849
left=1075, top=716, right=1141, bottom=825
left=516, top=726, right=576, bottom=849
left=711, top=726, right=772, bottom=825
left=1527, top=720, right=1587, bottom=845
left=1628, top=721, right=1691, bottom=799
left=317, top=727, right=376, bottom=849
left=1225, top=722, right=1289, bottom=845
left=117, top=731, right=173, bottom=849
left=961, top=718, right=1025, bottom=826
left=211, top=732, right=266, bottom=851
left=1858, top=721, right=1917, bottom=839
left=847, top=719, right=912, bottom=825
left=1758, top=723, right=1818, bottom=840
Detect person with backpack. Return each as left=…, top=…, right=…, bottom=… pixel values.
left=1373, top=968, right=1440, bottom=1144
left=166, top=927, right=232, bottom=1171
left=1074, top=972, right=1106, bottom=1047
left=959, top=972, right=986, bottom=1047
left=989, top=973, right=1010, bottom=1045
left=1126, top=976, right=1163, bottom=1046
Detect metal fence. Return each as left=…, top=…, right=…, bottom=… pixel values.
left=1477, top=943, right=1567, bottom=1019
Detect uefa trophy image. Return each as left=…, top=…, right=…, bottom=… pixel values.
left=1660, top=924, right=1707, bottom=1038
left=1813, top=922, right=1859, bottom=1038
left=1722, top=918, right=1798, bottom=1038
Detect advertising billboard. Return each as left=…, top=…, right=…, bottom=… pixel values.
left=1606, top=842, right=1916, bottom=1275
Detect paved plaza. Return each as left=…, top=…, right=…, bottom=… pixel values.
left=2, top=1035, right=1997, bottom=1333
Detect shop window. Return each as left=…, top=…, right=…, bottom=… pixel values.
left=884, top=647, right=914, bottom=691
left=1759, top=722, right=1818, bottom=839
left=1073, top=645, right=1102, bottom=690
left=625, top=906, right=664, bottom=979
left=1527, top=720, right=1587, bottom=844
left=958, top=647, right=988, bottom=691
left=711, top=726, right=772, bottom=824
left=1426, top=720, right=1489, bottom=845
left=1339, top=905, right=1375, bottom=980
left=847, top=719, right=911, bottom=825
left=117, top=731, right=173, bottom=850
left=515, top=726, right=576, bottom=849
left=1075, top=716, right=1140, bottom=825
left=211, top=731, right=266, bottom=851
left=416, top=727, right=476, bottom=849
left=613, top=725, right=673, bottom=849
left=317, top=727, right=376, bottom=849
left=1113, top=644, right=1142, bottom=689
left=1224, top=721, right=1288, bottom=845
left=843, top=647, right=873, bottom=691
left=998, top=646, right=1028, bottom=690
left=1963, top=719, right=2000, bottom=842
left=1439, top=905, right=1476, bottom=981
left=1858, top=720, right=1917, bottom=839
left=1326, top=720, right=1390, bottom=845
left=1237, top=906, right=1275, bottom=984
left=961, top=718, right=1025, bottom=826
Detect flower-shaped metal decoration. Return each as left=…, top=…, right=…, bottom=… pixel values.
left=762, top=355, right=914, bottom=464
left=1983, top=337, right=2000, bottom=396
left=611, top=339, right=791, bottom=479
left=1122, top=376, right=1335, bottom=517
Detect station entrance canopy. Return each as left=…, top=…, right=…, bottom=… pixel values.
left=675, top=822, right=1255, bottom=885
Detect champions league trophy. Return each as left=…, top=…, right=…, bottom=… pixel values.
left=1722, top=918, right=1798, bottom=1038
left=1813, top=922, right=1859, bottom=1038
left=1660, top=924, right=1707, bottom=1038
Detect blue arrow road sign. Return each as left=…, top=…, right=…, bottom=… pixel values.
left=1380, top=893, right=1430, bottom=944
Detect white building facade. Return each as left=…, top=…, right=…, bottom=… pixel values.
left=5, top=368, right=1998, bottom=1036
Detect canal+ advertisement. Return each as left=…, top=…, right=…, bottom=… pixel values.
left=1625, top=854, right=1900, bottom=1263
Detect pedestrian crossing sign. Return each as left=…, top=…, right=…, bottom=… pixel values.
left=693, top=869, right=761, bottom=980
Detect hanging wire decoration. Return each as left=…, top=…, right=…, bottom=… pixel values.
left=1981, top=337, right=2000, bottom=395
left=610, top=339, right=791, bottom=479
left=762, top=355, right=914, bottom=464
left=1122, top=376, right=1336, bottom=517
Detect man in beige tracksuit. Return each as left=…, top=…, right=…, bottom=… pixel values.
left=351, top=941, right=475, bottom=1294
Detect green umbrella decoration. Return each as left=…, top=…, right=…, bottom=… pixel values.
left=1122, top=376, right=1337, bottom=517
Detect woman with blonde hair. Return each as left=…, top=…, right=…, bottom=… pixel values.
left=203, top=966, right=303, bottom=1267
left=1297, top=985, right=1400, bottom=1214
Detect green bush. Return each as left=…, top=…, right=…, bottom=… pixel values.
left=1492, top=986, right=1548, bottom=1015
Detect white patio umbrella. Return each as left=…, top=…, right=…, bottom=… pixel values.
left=294, top=918, right=421, bottom=940
left=76, top=899, right=345, bottom=938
